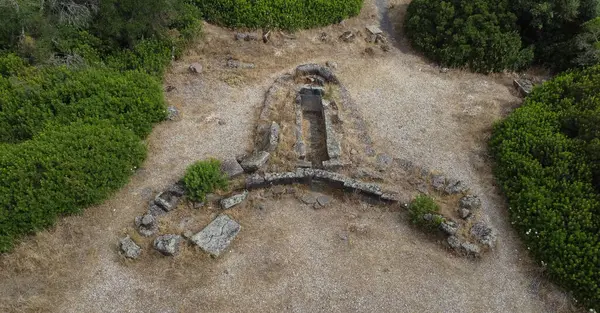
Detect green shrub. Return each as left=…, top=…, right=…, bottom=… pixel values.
left=183, top=159, right=229, bottom=202
left=106, top=40, right=173, bottom=78
left=0, top=120, right=147, bottom=252
left=405, top=0, right=533, bottom=73
left=490, top=65, right=600, bottom=310
left=193, top=0, right=364, bottom=30
left=408, top=195, right=443, bottom=230
left=0, top=60, right=167, bottom=143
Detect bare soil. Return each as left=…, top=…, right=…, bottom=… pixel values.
left=0, top=1, right=580, bottom=312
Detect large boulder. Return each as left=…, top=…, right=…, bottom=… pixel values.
left=470, top=222, right=497, bottom=248
left=153, top=234, right=183, bottom=256
left=191, top=214, right=241, bottom=257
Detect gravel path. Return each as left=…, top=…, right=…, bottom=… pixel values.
left=0, top=1, right=576, bottom=312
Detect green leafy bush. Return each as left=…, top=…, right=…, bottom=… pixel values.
left=183, top=159, right=229, bottom=202
left=511, top=0, right=599, bottom=71
left=193, top=0, right=364, bottom=30
left=0, top=60, right=167, bottom=143
left=408, top=195, right=443, bottom=229
left=490, top=65, right=600, bottom=310
left=0, top=120, right=147, bottom=252
left=404, top=0, right=533, bottom=73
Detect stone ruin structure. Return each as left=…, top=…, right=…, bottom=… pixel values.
left=119, top=63, right=497, bottom=261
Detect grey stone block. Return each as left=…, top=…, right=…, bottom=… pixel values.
left=119, top=236, right=141, bottom=259
left=246, top=173, right=265, bottom=189
left=264, top=172, right=302, bottom=185
left=221, top=159, right=244, bottom=178
left=460, top=195, right=481, bottom=210
left=343, top=179, right=383, bottom=196
left=431, top=175, right=446, bottom=191
left=153, top=235, right=182, bottom=256
left=191, top=214, right=241, bottom=257
left=240, top=151, right=270, bottom=172
left=295, top=64, right=339, bottom=83
left=264, top=122, right=280, bottom=152
left=444, top=179, right=469, bottom=194
left=154, top=190, right=180, bottom=212
left=147, top=201, right=167, bottom=217
left=220, top=190, right=249, bottom=209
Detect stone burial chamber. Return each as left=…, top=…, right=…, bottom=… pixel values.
left=295, top=86, right=342, bottom=169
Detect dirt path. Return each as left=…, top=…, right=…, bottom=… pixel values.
left=0, top=1, right=578, bottom=312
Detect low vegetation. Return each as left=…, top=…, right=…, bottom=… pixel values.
left=183, top=159, right=229, bottom=202
left=0, top=0, right=202, bottom=252
left=491, top=65, right=600, bottom=310
left=405, top=0, right=532, bottom=73
left=193, top=0, right=364, bottom=30
left=405, top=0, right=600, bottom=72
left=408, top=195, right=443, bottom=230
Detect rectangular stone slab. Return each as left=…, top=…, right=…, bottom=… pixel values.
left=191, top=214, right=241, bottom=257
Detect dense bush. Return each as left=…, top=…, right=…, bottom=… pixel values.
left=183, top=159, right=229, bottom=202
left=408, top=195, right=443, bottom=230
left=404, top=0, right=533, bottom=73
left=490, top=65, right=600, bottom=310
left=193, top=0, right=363, bottom=30
left=0, top=60, right=167, bottom=143
left=0, top=121, right=147, bottom=252
left=511, top=0, right=599, bottom=70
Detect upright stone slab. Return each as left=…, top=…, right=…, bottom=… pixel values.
left=191, top=214, right=241, bottom=257
left=264, top=122, right=280, bottom=152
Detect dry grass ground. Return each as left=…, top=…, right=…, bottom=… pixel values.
left=0, top=0, right=581, bottom=312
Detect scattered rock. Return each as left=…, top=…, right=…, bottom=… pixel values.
left=440, top=220, right=458, bottom=236
left=348, top=223, right=368, bottom=234
left=218, top=119, right=226, bottom=126
left=319, top=32, right=329, bottom=42
left=440, top=67, right=449, bottom=73
left=154, top=190, right=180, bottom=212
left=192, top=202, right=205, bottom=209
left=135, top=214, right=158, bottom=237
left=226, top=58, right=256, bottom=69
left=350, top=149, right=358, bottom=155
left=188, top=63, right=203, bottom=74
left=340, top=31, right=356, bottom=42
left=317, top=195, right=332, bottom=207
left=431, top=175, right=446, bottom=191
left=470, top=222, right=497, bottom=248
left=459, top=208, right=471, bottom=219
left=447, top=236, right=461, bottom=249
left=364, top=47, right=376, bottom=56
left=165, top=85, right=176, bottom=92
left=234, top=32, right=258, bottom=41
left=295, top=64, right=338, bottom=83
left=460, top=195, right=482, bottom=211
left=301, top=193, right=317, bottom=205
left=376, top=153, right=393, bottom=171
left=153, top=234, right=182, bottom=256
left=366, top=25, right=383, bottom=35
left=220, top=190, right=249, bottom=209
left=166, top=106, right=179, bottom=121
left=191, top=214, right=241, bottom=257
left=246, top=173, right=266, bottom=189
left=147, top=202, right=167, bottom=217
left=167, top=183, right=186, bottom=197
left=182, top=230, right=194, bottom=239
left=513, top=78, right=534, bottom=97
left=375, top=34, right=387, bottom=45
left=119, top=236, right=141, bottom=259
left=296, top=160, right=312, bottom=168
left=461, top=242, right=481, bottom=257
left=264, top=121, right=280, bottom=152
left=380, top=44, right=391, bottom=52
left=326, top=61, right=337, bottom=69
left=444, top=179, right=469, bottom=194
left=240, top=151, right=270, bottom=172
left=221, top=159, right=244, bottom=179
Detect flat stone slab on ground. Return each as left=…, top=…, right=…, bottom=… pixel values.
left=220, top=190, right=249, bottom=209
left=366, top=25, right=383, bottom=35
left=153, top=234, right=182, bottom=256
left=191, top=214, right=241, bottom=257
